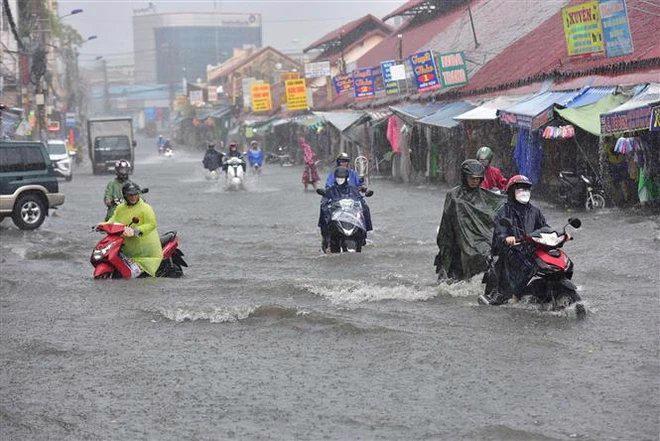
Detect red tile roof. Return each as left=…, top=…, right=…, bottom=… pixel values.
left=314, top=28, right=391, bottom=64
left=208, top=47, right=300, bottom=83
left=382, top=0, right=429, bottom=22
left=462, top=0, right=660, bottom=94
left=303, top=14, right=392, bottom=53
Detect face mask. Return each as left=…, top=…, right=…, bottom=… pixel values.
left=336, top=177, right=347, bottom=186
left=515, top=188, right=531, bottom=204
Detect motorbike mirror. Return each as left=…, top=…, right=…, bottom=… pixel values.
left=132, top=217, right=140, bottom=224
left=316, top=188, right=326, bottom=196
left=365, top=190, right=374, bottom=197
left=141, top=188, right=149, bottom=194
left=568, top=218, right=582, bottom=229
left=499, top=218, right=513, bottom=228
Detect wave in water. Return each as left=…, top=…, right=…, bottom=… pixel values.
left=302, top=279, right=438, bottom=304
left=152, top=304, right=304, bottom=323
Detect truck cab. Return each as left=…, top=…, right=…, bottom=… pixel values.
left=87, top=117, right=136, bottom=174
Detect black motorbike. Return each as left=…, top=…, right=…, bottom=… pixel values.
left=558, top=171, right=606, bottom=210
left=266, top=146, right=293, bottom=166
left=316, top=188, right=373, bottom=253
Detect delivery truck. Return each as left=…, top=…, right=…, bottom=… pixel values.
left=87, top=117, right=136, bottom=174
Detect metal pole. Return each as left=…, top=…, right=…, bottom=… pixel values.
left=102, top=59, right=110, bottom=113
left=467, top=4, right=479, bottom=49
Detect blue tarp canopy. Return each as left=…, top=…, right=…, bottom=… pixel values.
left=389, top=102, right=446, bottom=123
left=197, top=106, right=232, bottom=120
left=418, top=101, right=476, bottom=128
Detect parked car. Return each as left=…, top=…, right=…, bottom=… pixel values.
left=46, top=139, right=73, bottom=181
left=0, top=141, right=65, bottom=230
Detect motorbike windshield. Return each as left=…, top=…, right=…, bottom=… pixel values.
left=330, top=198, right=365, bottom=231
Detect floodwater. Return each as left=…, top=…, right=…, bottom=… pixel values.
left=1, top=138, right=658, bottom=440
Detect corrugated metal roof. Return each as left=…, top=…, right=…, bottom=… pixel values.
left=602, top=83, right=660, bottom=115
left=500, top=90, right=582, bottom=117
left=565, top=87, right=617, bottom=108
left=418, top=101, right=476, bottom=128
left=464, top=0, right=660, bottom=94
left=313, top=111, right=367, bottom=132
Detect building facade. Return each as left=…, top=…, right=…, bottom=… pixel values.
left=132, top=11, right=262, bottom=85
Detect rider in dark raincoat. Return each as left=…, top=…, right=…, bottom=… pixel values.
left=479, top=175, right=550, bottom=305
left=318, top=167, right=372, bottom=252
left=434, top=160, right=505, bottom=282
left=202, top=143, right=224, bottom=172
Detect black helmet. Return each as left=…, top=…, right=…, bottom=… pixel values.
left=461, top=159, right=485, bottom=178
left=115, top=159, right=131, bottom=180
left=207, top=143, right=215, bottom=149
left=336, top=152, right=350, bottom=165
left=334, top=166, right=350, bottom=180
left=121, top=182, right=142, bottom=199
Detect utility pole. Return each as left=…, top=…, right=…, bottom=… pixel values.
left=102, top=58, right=109, bottom=113
left=467, top=4, right=479, bottom=49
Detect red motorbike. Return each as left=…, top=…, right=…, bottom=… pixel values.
left=482, top=217, right=585, bottom=317
left=91, top=217, right=187, bottom=279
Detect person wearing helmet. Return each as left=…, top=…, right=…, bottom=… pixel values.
left=223, top=141, right=246, bottom=172
left=103, top=182, right=163, bottom=278
left=434, top=159, right=505, bottom=282
left=104, top=160, right=132, bottom=221
left=318, top=166, right=372, bottom=252
left=202, top=143, right=224, bottom=173
left=325, top=152, right=364, bottom=188
left=479, top=175, right=552, bottom=305
left=476, top=146, right=508, bottom=192
left=247, top=140, right=265, bottom=174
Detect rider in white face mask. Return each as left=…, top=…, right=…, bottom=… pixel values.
left=514, top=187, right=531, bottom=204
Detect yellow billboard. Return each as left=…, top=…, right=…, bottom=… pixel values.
left=251, top=83, right=272, bottom=112
left=285, top=78, right=308, bottom=111
left=562, top=1, right=605, bottom=57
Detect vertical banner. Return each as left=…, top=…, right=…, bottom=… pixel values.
left=408, top=50, right=441, bottom=92
left=380, top=60, right=400, bottom=95
left=285, top=78, right=309, bottom=111
left=436, top=52, right=468, bottom=87
left=562, top=1, right=605, bottom=57
left=649, top=106, right=660, bottom=132
left=250, top=83, right=272, bottom=112
left=353, top=68, right=375, bottom=99
left=333, top=73, right=354, bottom=95
left=599, top=0, right=634, bottom=58
left=372, top=67, right=385, bottom=93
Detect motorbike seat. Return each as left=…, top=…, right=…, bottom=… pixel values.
left=160, top=231, right=177, bottom=246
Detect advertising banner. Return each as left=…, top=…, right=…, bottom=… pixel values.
left=285, top=78, right=309, bottom=111
left=408, top=51, right=441, bottom=92
left=353, top=68, right=375, bottom=99
left=333, top=73, right=354, bottom=95
left=372, top=67, right=385, bottom=93
left=436, top=51, right=468, bottom=87
left=189, top=90, right=204, bottom=106
left=281, top=71, right=300, bottom=82
left=599, top=0, right=634, bottom=57
left=305, top=61, right=331, bottom=78
left=601, top=106, right=654, bottom=134
left=562, top=1, right=605, bottom=57
left=251, top=83, right=272, bottom=112
left=380, top=60, right=400, bottom=95
left=241, top=77, right=258, bottom=109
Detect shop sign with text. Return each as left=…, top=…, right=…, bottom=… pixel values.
left=353, top=68, right=375, bottom=99
left=333, top=73, right=354, bottom=95
left=251, top=83, right=272, bottom=112
left=436, top=51, right=468, bottom=87
left=562, top=1, right=605, bottom=57
left=285, top=78, right=309, bottom=111
left=408, top=50, right=441, bottom=92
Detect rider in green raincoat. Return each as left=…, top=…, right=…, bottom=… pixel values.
left=106, top=182, right=162, bottom=277
left=104, top=160, right=132, bottom=221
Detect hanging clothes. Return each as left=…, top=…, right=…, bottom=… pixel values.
left=386, top=116, right=401, bottom=154
left=513, top=128, right=543, bottom=185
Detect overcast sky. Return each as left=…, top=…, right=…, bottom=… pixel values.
left=59, top=0, right=405, bottom=66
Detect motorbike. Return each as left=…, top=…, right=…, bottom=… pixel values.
left=558, top=171, right=605, bottom=210
left=267, top=146, right=292, bottom=166
left=224, top=157, right=246, bottom=190
left=316, top=187, right=373, bottom=253
left=205, top=169, right=220, bottom=180
left=91, top=215, right=187, bottom=279
left=163, top=146, right=174, bottom=158
left=481, top=217, right=585, bottom=317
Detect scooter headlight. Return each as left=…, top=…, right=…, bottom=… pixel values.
left=92, top=250, right=103, bottom=261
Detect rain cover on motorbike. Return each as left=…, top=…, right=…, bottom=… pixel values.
left=435, top=187, right=505, bottom=280
left=330, top=198, right=366, bottom=232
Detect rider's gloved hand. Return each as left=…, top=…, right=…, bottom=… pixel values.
left=122, top=227, right=135, bottom=238
left=505, top=236, right=517, bottom=246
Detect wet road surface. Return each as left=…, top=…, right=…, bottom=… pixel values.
left=1, top=139, right=659, bottom=440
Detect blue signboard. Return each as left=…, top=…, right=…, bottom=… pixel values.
left=353, top=68, right=375, bottom=99
left=599, top=0, right=634, bottom=58
left=380, top=60, right=400, bottom=95
left=408, top=51, right=441, bottom=93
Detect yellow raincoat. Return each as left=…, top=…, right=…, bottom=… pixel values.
left=107, top=199, right=163, bottom=276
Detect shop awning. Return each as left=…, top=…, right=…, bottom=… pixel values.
left=564, top=86, right=616, bottom=108
left=454, top=96, right=528, bottom=121
left=313, top=111, right=367, bottom=132
left=499, top=90, right=587, bottom=130
left=555, top=94, right=630, bottom=136
left=197, top=106, right=232, bottom=120
left=365, top=109, right=392, bottom=125
left=600, top=83, right=660, bottom=134
left=418, top=101, right=476, bottom=128
left=389, top=102, right=446, bottom=124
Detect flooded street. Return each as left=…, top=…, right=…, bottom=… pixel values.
left=1, top=139, right=658, bottom=440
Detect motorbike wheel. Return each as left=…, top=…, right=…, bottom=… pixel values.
left=585, top=193, right=606, bottom=210
left=554, top=289, right=585, bottom=318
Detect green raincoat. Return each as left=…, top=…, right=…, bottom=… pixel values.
left=435, top=186, right=505, bottom=280
left=104, top=178, right=127, bottom=221
left=107, top=198, right=162, bottom=276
